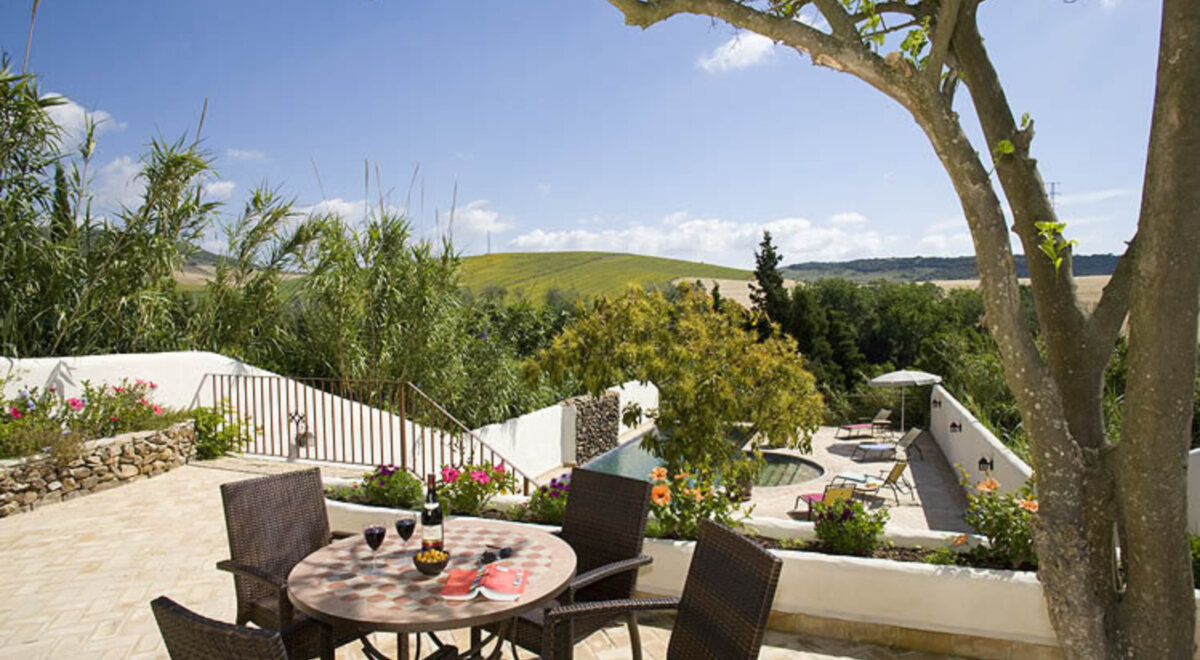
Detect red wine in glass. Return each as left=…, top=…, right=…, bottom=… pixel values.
left=364, top=524, right=386, bottom=574
left=395, top=514, right=416, bottom=557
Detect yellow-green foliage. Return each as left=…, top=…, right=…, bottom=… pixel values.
left=460, top=252, right=751, bottom=301
left=529, top=284, right=824, bottom=473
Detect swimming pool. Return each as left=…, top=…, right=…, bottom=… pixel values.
left=583, top=430, right=824, bottom=487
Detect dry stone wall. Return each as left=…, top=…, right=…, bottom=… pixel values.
left=0, top=421, right=195, bottom=517
left=569, top=391, right=619, bottom=464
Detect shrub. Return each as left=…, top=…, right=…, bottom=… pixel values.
left=961, top=473, right=1038, bottom=569
left=191, top=402, right=253, bottom=460
left=646, top=466, right=749, bottom=540
left=0, top=386, right=61, bottom=458
left=358, top=465, right=424, bottom=508
left=58, top=379, right=184, bottom=439
left=527, top=472, right=570, bottom=524
left=1190, top=536, right=1200, bottom=589
left=812, top=498, right=888, bottom=556
left=924, top=546, right=961, bottom=566
left=437, top=463, right=517, bottom=516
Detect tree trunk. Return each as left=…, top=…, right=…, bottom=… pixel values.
left=1113, top=0, right=1200, bottom=656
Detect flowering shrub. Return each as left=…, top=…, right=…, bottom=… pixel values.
left=812, top=498, right=889, bottom=556
left=1, top=379, right=181, bottom=459
left=646, top=466, right=748, bottom=540
left=527, top=472, right=570, bottom=524
left=358, top=464, right=423, bottom=508
left=438, top=463, right=517, bottom=516
left=962, top=472, right=1038, bottom=569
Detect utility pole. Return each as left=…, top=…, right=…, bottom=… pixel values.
left=1047, top=181, right=1061, bottom=210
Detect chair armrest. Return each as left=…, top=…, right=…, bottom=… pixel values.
left=331, top=531, right=355, bottom=541
left=567, top=555, right=653, bottom=595
left=545, top=596, right=680, bottom=626
left=216, top=559, right=287, bottom=590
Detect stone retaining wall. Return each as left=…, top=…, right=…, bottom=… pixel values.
left=569, top=391, right=619, bottom=464
left=0, top=421, right=195, bottom=517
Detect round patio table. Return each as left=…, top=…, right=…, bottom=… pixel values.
left=288, top=518, right=576, bottom=659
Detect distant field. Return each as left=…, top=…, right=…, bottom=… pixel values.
left=459, top=252, right=752, bottom=301
left=933, top=275, right=1110, bottom=310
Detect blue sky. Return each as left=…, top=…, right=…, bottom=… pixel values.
left=2, top=0, right=1159, bottom=269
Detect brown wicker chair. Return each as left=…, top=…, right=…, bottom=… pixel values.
left=542, top=520, right=783, bottom=660
left=151, top=595, right=289, bottom=660
left=475, top=468, right=653, bottom=659
left=216, top=468, right=357, bottom=660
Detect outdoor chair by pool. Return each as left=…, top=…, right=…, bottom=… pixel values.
left=541, top=520, right=782, bottom=660
left=832, top=460, right=914, bottom=505
left=789, top=483, right=857, bottom=521
left=851, top=426, right=924, bottom=462
left=152, top=595, right=290, bottom=660
left=217, top=468, right=358, bottom=660
left=835, top=408, right=893, bottom=439
left=474, top=468, right=654, bottom=660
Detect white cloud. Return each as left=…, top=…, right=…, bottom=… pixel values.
left=296, top=198, right=406, bottom=227
left=918, top=231, right=973, bottom=256
left=225, top=148, right=267, bottom=162
left=203, top=180, right=236, bottom=201
left=441, top=200, right=514, bottom=236
left=92, top=156, right=144, bottom=211
left=828, top=212, right=868, bottom=226
left=1101, top=0, right=1121, bottom=8
left=925, top=217, right=966, bottom=234
left=509, top=212, right=897, bottom=267
left=697, top=33, right=777, bottom=73
left=1055, top=188, right=1132, bottom=207
left=44, top=96, right=125, bottom=151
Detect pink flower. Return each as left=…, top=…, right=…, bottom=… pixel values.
left=8, top=406, right=22, bottom=419
left=136, top=379, right=147, bottom=387
left=493, top=464, right=506, bottom=474
left=441, top=466, right=460, bottom=483
left=150, top=382, right=158, bottom=389
left=67, top=398, right=84, bottom=411
left=109, top=416, right=118, bottom=422
left=113, top=387, right=125, bottom=393
left=138, top=398, right=148, bottom=406
left=152, top=405, right=163, bottom=416
left=470, top=470, right=490, bottom=485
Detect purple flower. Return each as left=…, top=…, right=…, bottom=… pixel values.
left=549, top=491, right=560, bottom=499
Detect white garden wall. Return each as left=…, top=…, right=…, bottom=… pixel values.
left=609, top=380, right=659, bottom=436
left=928, top=385, right=1032, bottom=495
left=472, top=403, right=574, bottom=478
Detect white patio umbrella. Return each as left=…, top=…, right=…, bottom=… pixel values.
left=867, top=369, right=943, bottom=432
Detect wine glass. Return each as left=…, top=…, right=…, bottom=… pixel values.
left=395, top=513, right=416, bottom=556
left=363, top=523, right=387, bottom=575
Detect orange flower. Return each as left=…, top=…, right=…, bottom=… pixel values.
left=1019, top=498, right=1039, bottom=513
left=674, top=472, right=689, bottom=481
left=952, top=533, right=968, bottom=547
left=650, top=467, right=668, bottom=482
left=976, top=477, right=1000, bottom=493
left=691, top=489, right=703, bottom=503
left=651, top=484, right=672, bottom=506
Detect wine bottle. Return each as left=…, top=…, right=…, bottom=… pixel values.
left=421, top=473, right=444, bottom=551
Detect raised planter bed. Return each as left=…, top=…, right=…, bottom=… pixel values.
left=0, top=421, right=196, bottom=517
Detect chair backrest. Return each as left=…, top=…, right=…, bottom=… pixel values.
left=882, top=461, right=909, bottom=485
left=668, top=521, right=782, bottom=660
left=220, top=468, right=331, bottom=611
left=822, top=484, right=856, bottom=506
left=896, top=427, right=922, bottom=449
left=151, top=596, right=289, bottom=660
left=873, top=408, right=893, bottom=423
left=559, top=468, right=652, bottom=602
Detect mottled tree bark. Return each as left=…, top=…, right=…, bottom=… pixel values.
left=603, top=0, right=1200, bottom=656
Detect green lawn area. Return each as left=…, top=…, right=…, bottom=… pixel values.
left=459, top=252, right=752, bottom=300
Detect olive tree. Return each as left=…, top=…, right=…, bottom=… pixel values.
left=602, top=0, right=1199, bottom=657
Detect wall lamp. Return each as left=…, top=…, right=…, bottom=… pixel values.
left=978, top=456, right=995, bottom=473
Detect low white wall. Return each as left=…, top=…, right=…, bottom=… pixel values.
left=472, top=404, right=574, bottom=478
left=1189, top=450, right=1200, bottom=535
left=1, top=351, right=275, bottom=410
left=928, top=385, right=1032, bottom=495
left=609, top=380, right=659, bottom=436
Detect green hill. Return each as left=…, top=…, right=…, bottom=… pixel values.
left=460, top=252, right=751, bottom=300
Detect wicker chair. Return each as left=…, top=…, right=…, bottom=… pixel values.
left=216, top=468, right=357, bottom=660
left=151, top=596, right=289, bottom=660
left=543, top=520, right=783, bottom=660
left=476, top=468, right=653, bottom=659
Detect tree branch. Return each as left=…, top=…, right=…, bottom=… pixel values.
left=812, top=0, right=859, bottom=40
left=925, top=0, right=962, bottom=87
left=1089, top=235, right=1137, bottom=354
left=607, top=0, right=916, bottom=107
left=849, top=1, right=925, bottom=21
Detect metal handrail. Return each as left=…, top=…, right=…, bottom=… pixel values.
left=204, top=373, right=533, bottom=494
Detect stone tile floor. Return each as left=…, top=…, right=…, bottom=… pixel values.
left=0, top=463, right=960, bottom=659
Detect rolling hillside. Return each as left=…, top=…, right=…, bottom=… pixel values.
left=459, top=252, right=752, bottom=300
left=781, top=254, right=1120, bottom=282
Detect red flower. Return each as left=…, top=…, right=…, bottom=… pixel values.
left=110, top=416, right=118, bottom=422
left=152, top=405, right=163, bottom=416
left=8, top=406, right=22, bottom=419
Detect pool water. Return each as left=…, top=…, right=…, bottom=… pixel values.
left=584, top=432, right=824, bottom=487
